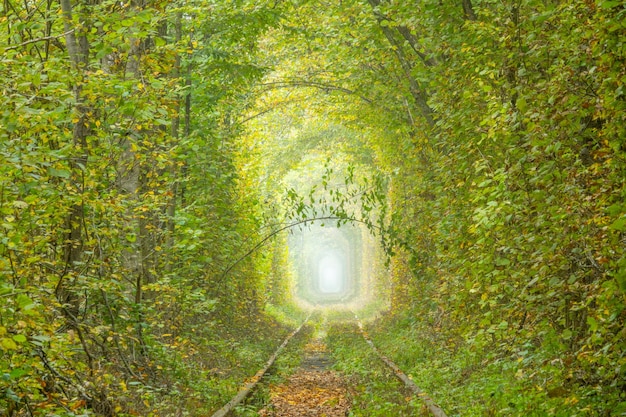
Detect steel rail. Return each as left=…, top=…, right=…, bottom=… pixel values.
left=354, top=314, right=448, bottom=417
left=211, top=312, right=312, bottom=417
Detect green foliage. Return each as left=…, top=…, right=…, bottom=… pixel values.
left=3, top=0, right=625, bottom=414
left=247, top=0, right=626, bottom=413
left=1, top=0, right=290, bottom=415
left=368, top=311, right=626, bottom=416
left=327, top=323, right=418, bottom=417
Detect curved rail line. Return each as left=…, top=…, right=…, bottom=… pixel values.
left=210, top=313, right=312, bottom=417
left=354, top=314, right=448, bottom=417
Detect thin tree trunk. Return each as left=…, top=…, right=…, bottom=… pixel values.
left=462, top=0, right=477, bottom=21
left=366, top=0, right=435, bottom=127
left=56, top=0, right=90, bottom=321
left=165, top=12, right=183, bottom=257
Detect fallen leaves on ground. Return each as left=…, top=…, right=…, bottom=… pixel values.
left=259, top=339, right=350, bottom=417
left=303, top=341, right=327, bottom=353
left=260, top=370, right=350, bottom=417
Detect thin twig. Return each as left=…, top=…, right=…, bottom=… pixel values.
left=3, top=29, right=75, bottom=51
left=257, top=80, right=374, bottom=104
left=100, top=290, right=146, bottom=382
left=220, top=216, right=382, bottom=280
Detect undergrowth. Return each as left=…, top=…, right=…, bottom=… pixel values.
left=157, top=312, right=295, bottom=416
left=367, top=311, right=626, bottom=417
left=233, top=317, right=314, bottom=416
left=327, top=322, right=422, bottom=417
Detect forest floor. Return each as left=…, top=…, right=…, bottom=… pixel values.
left=258, top=337, right=351, bottom=417
left=231, top=316, right=421, bottom=417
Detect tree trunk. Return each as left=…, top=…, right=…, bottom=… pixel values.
left=462, top=0, right=477, bottom=21
left=56, top=0, right=91, bottom=321
left=365, top=0, right=435, bottom=127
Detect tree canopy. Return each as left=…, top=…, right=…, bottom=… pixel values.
left=1, top=0, right=625, bottom=415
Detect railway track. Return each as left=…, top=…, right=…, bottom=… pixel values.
left=211, top=313, right=447, bottom=417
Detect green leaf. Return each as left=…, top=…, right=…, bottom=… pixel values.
left=48, top=168, right=71, bottom=178
left=532, top=11, right=553, bottom=25
left=609, top=217, right=626, bottom=231
left=495, top=258, right=510, bottom=266
left=599, top=1, right=622, bottom=8
left=516, top=96, right=527, bottom=113
left=9, top=368, right=27, bottom=379
left=12, top=334, right=27, bottom=344
left=607, top=204, right=624, bottom=216
left=31, top=335, right=50, bottom=346
left=5, top=388, right=19, bottom=402
left=1, top=338, right=18, bottom=351
left=16, top=294, right=34, bottom=310
left=0, top=285, right=12, bottom=296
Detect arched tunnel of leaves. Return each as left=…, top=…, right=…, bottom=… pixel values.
left=1, top=0, right=626, bottom=416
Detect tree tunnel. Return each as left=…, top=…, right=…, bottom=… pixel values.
left=287, top=221, right=381, bottom=309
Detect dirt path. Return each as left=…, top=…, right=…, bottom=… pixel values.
left=259, top=338, right=350, bottom=417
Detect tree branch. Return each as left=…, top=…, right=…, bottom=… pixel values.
left=367, top=0, right=437, bottom=67
left=366, top=0, right=435, bottom=127
left=220, top=216, right=381, bottom=281
left=237, top=97, right=307, bottom=125
left=59, top=0, right=80, bottom=68
left=257, top=80, right=374, bottom=104
left=2, top=30, right=75, bottom=52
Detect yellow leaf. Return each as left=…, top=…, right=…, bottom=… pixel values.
left=1, top=338, right=18, bottom=351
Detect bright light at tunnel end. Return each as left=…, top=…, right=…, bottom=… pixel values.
left=287, top=221, right=381, bottom=312
left=318, top=253, right=343, bottom=294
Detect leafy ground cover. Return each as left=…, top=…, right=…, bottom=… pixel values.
left=326, top=321, right=421, bottom=417
left=367, top=311, right=626, bottom=416
left=233, top=319, right=314, bottom=416
left=118, top=313, right=295, bottom=417
left=257, top=337, right=350, bottom=417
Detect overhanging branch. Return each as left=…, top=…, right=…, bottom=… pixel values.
left=3, top=30, right=75, bottom=52
left=220, top=216, right=381, bottom=281
left=257, top=80, right=374, bottom=104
